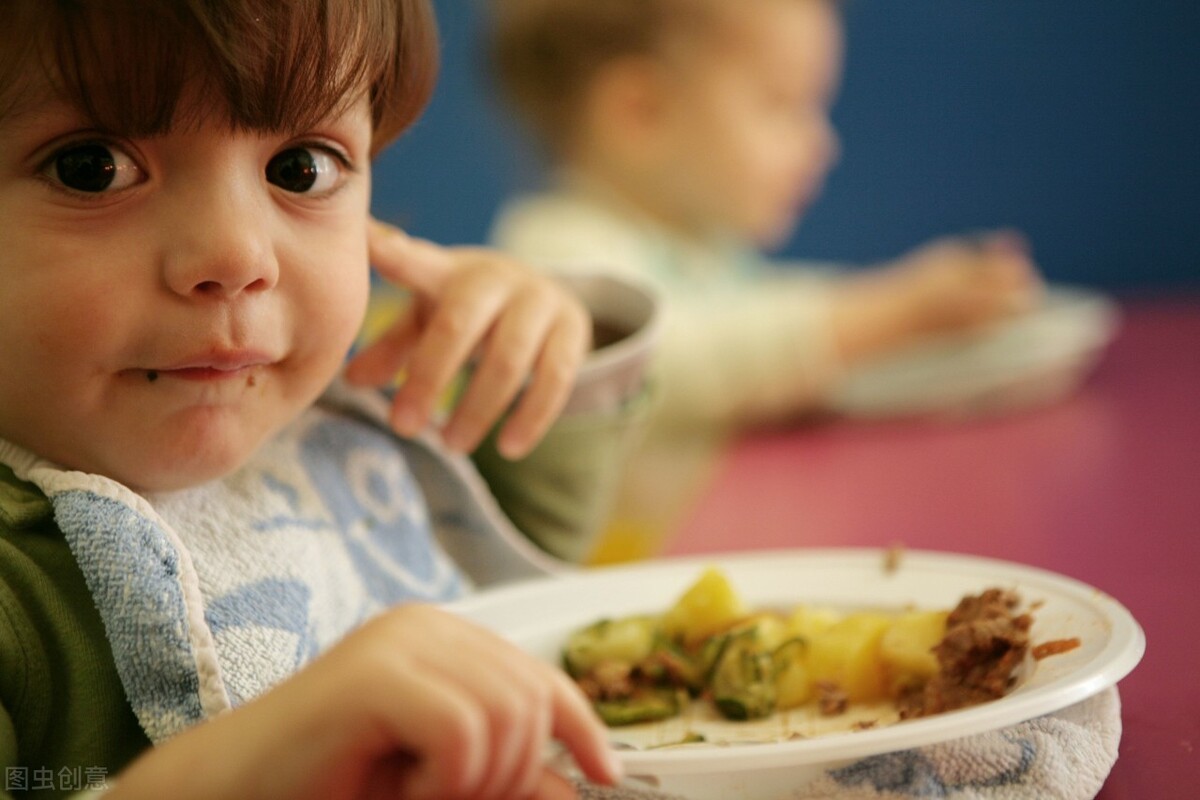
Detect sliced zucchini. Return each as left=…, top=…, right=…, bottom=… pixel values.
left=594, top=688, right=683, bottom=726
left=711, top=631, right=776, bottom=720
left=563, top=615, right=658, bottom=677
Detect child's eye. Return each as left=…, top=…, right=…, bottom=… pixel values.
left=47, top=142, right=143, bottom=194
left=265, top=146, right=345, bottom=195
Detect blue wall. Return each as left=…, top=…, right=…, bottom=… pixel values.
left=372, top=1, right=1200, bottom=291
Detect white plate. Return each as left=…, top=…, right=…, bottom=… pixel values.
left=831, top=286, right=1120, bottom=418
left=448, top=549, right=1144, bottom=799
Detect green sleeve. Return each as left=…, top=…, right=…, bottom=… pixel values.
left=2, top=702, right=16, bottom=800
left=0, top=466, right=150, bottom=799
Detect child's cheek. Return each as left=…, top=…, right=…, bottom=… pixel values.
left=37, top=282, right=126, bottom=358
left=305, top=252, right=371, bottom=362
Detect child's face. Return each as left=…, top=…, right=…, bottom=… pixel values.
left=0, top=83, right=374, bottom=491
left=652, top=0, right=842, bottom=246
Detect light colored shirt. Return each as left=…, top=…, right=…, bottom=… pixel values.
left=491, top=178, right=843, bottom=431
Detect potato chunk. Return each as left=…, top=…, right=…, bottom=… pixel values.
left=880, top=610, right=950, bottom=694
left=786, top=604, right=842, bottom=641
left=806, top=612, right=891, bottom=702
left=661, top=567, right=747, bottom=646
left=772, top=639, right=812, bottom=709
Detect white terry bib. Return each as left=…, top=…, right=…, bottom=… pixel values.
left=146, top=405, right=465, bottom=707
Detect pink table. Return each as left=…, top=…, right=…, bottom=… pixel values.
left=666, top=295, right=1200, bottom=798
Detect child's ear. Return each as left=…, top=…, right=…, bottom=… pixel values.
left=585, top=56, right=672, bottom=150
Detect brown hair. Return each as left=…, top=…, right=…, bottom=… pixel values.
left=0, top=0, right=438, bottom=155
left=489, top=0, right=724, bottom=156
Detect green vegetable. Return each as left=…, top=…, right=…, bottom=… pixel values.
left=594, top=689, right=683, bottom=726
left=710, top=631, right=776, bottom=720
left=562, top=615, right=658, bottom=677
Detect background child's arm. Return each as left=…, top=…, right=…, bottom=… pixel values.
left=106, top=605, right=620, bottom=800
left=652, top=231, right=1042, bottom=428
left=827, top=231, right=1041, bottom=366
left=346, top=220, right=591, bottom=459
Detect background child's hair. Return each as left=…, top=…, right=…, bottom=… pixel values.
left=0, top=0, right=438, bottom=154
left=489, top=0, right=723, bottom=157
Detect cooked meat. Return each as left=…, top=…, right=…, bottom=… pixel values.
left=898, top=588, right=1032, bottom=719
left=577, top=659, right=636, bottom=701
left=1032, top=637, right=1082, bottom=660
left=815, top=680, right=849, bottom=716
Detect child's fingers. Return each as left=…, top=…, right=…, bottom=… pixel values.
left=976, top=235, right=1044, bottom=312
left=368, top=219, right=455, bottom=296
left=461, top=661, right=603, bottom=800
left=423, top=611, right=611, bottom=796
left=548, top=669, right=623, bottom=787
left=389, top=681, right=491, bottom=800
left=515, top=701, right=556, bottom=798
left=977, top=228, right=1031, bottom=258
left=473, top=674, right=555, bottom=800
left=414, top=621, right=574, bottom=800
left=532, top=768, right=579, bottom=800
left=469, top=636, right=566, bottom=800
left=364, top=229, right=592, bottom=451
left=440, top=287, right=559, bottom=453
left=387, top=274, right=510, bottom=436
left=381, top=646, right=553, bottom=800
left=496, top=310, right=590, bottom=459
left=343, top=307, right=421, bottom=387
left=451, top=656, right=542, bottom=800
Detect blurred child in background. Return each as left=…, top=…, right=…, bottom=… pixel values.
left=487, top=0, right=1043, bottom=559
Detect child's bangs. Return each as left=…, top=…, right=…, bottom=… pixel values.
left=7, top=0, right=428, bottom=146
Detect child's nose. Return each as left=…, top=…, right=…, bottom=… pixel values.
left=160, top=188, right=280, bottom=298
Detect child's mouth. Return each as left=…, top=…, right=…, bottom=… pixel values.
left=139, top=350, right=275, bottom=384
left=150, top=366, right=256, bottom=382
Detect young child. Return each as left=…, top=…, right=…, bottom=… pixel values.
left=0, top=2, right=626, bottom=798
left=487, top=0, right=1043, bottom=558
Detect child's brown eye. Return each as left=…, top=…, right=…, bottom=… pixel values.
left=52, top=143, right=140, bottom=193
left=266, top=147, right=341, bottom=194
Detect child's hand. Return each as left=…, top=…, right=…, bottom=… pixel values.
left=830, top=230, right=1044, bottom=364
left=110, top=604, right=621, bottom=800
left=893, top=230, right=1044, bottom=334
left=346, top=219, right=591, bottom=459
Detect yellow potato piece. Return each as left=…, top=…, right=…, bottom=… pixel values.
left=773, top=640, right=812, bottom=709
left=880, top=610, right=949, bottom=694
left=806, top=612, right=892, bottom=702
left=786, top=604, right=843, bottom=641
left=661, top=567, right=747, bottom=646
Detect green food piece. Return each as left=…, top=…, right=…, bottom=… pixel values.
left=562, top=615, right=658, bottom=677
left=710, top=631, right=776, bottom=720
left=594, top=689, right=682, bottom=726
left=647, top=731, right=707, bottom=748
left=771, top=637, right=808, bottom=675
left=637, top=634, right=709, bottom=691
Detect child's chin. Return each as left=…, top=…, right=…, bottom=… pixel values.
left=751, top=221, right=796, bottom=252
left=737, top=207, right=800, bottom=250
left=114, top=446, right=258, bottom=494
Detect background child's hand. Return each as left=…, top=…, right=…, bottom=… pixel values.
left=830, top=229, right=1045, bottom=364
left=891, top=230, right=1044, bottom=334
left=346, top=219, right=591, bottom=459
left=110, top=604, right=620, bottom=800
